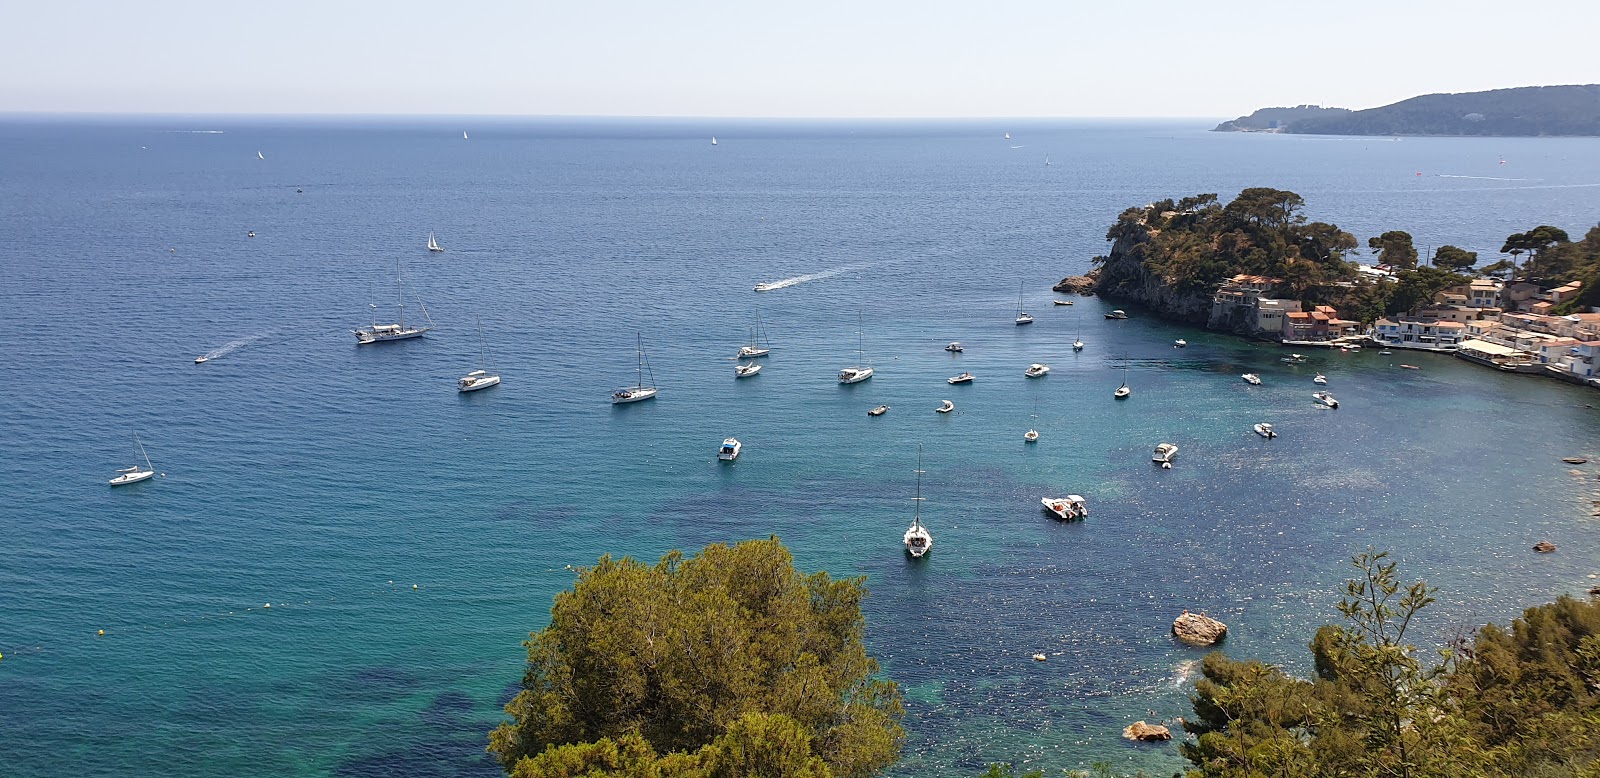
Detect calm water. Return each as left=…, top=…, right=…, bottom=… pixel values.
left=3, top=117, right=1600, bottom=777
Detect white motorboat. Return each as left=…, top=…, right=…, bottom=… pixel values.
left=1400, top=364, right=1421, bottom=370
left=355, top=259, right=434, bottom=344
left=945, top=342, right=964, bottom=353
left=1378, top=349, right=1393, bottom=355
left=1024, top=428, right=1039, bottom=443
left=1053, top=299, right=1074, bottom=306
left=459, top=369, right=500, bottom=392
left=753, top=282, right=779, bottom=292
left=936, top=400, right=955, bottom=414
left=1114, top=365, right=1131, bottom=399
left=868, top=405, right=890, bottom=417
left=718, top=437, right=741, bottom=461
left=737, top=312, right=773, bottom=358
left=1014, top=283, right=1033, bottom=325
left=904, top=446, right=933, bottom=558
left=1242, top=373, right=1262, bottom=385
left=612, top=333, right=659, bottom=404
left=247, top=230, right=255, bottom=238
left=1024, top=363, right=1050, bottom=378
left=1313, top=373, right=1328, bottom=385
left=109, top=434, right=156, bottom=486
left=1105, top=310, right=1129, bottom=319
left=1281, top=353, right=1308, bottom=364
left=947, top=372, right=973, bottom=385
left=1041, top=495, right=1088, bottom=520
left=1152, top=442, right=1178, bottom=468
left=839, top=315, right=874, bottom=384
left=1253, top=422, right=1277, bottom=439
left=458, top=315, right=501, bottom=392
left=1174, top=339, right=1187, bottom=348
left=734, top=362, right=762, bottom=378
left=427, top=231, right=444, bottom=253
left=1312, top=391, right=1339, bottom=408
left=194, top=356, right=208, bottom=364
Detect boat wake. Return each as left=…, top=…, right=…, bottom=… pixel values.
left=197, top=331, right=276, bottom=362
left=753, top=263, right=874, bottom=292
left=1169, top=658, right=1201, bottom=688
left=1437, top=174, right=1540, bottom=182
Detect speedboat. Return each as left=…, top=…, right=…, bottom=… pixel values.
left=1024, top=428, right=1039, bottom=443
left=1041, top=495, right=1088, bottom=520
left=753, top=282, right=779, bottom=292
left=1105, top=310, right=1129, bottom=320
left=1281, top=353, right=1307, bottom=364
left=194, top=356, right=208, bottom=364
left=1152, top=442, right=1178, bottom=468
left=1174, top=339, right=1187, bottom=348
left=1242, top=373, right=1262, bottom=385
left=868, top=405, right=890, bottom=417
left=839, top=366, right=874, bottom=384
left=458, top=369, right=500, bottom=392
left=1313, top=374, right=1328, bottom=384
left=947, top=372, right=974, bottom=385
left=945, top=342, right=964, bottom=353
left=1053, top=299, right=1074, bottom=306
left=1400, top=364, right=1420, bottom=370
left=1312, top=391, right=1339, bottom=408
left=718, top=437, right=741, bottom=461
left=936, top=400, right=955, bottom=414
left=1253, top=422, right=1277, bottom=439
left=1024, top=363, right=1050, bottom=378
left=735, top=362, right=762, bottom=378
left=1015, top=312, right=1035, bottom=325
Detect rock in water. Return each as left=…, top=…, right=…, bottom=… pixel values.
left=1122, top=721, right=1172, bottom=742
left=1534, top=541, right=1557, bottom=553
left=1052, top=275, right=1098, bottom=294
left=1173, top=612, right=1228, bottom=646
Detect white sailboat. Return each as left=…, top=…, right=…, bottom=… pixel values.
left=1073, top=318, right=1084, bottom=351
left=1114, top=365, right=1131, bottom=399
left=903, top=445, right=933, bottom=558
left=838, top=314, right=874, bottom=384
left=1014, top=283, right=1034, bottom=325
left=427, top=231, right=444, bottom=253
left=612, top=333, right=659, bottom=404
left=1044, top=154, right=1051, bottom=167
left=1004, top=132, right=1011, bottom=140
left=354, top=259, right=434, bottom=343
left=257, top=150, right=264, bottom=160
left=463, top=130, right=469, bottom=140
left=737, top=312, right=772, bottom=358
left=109, top=434, right=156, bottom=486
left=711, top=136, right=718, bottom=146
left=735, top=362, right=762, bottom=378
left=458, top=315, right=500, bottom=392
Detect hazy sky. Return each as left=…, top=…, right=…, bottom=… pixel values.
left=5, top=0, right=1596, bottom=117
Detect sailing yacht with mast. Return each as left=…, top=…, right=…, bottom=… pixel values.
left=354, top=259, right=434, bottom=343
left=612, top=334, right=659, bottom=404
left=903, top=445, right=933, bottom=558
left=458, top=315, right=500, bottom=392
left=427, top=231, right=444, bottom=253
left=737, top=312, right=772, bottom=358
left=1073, top=317, right=1085, bottom=351
left=109, top=434, right=156, bottom=486
left=1014, top=283, right=1034, bottom=325
left=838, top=315, right=874, bottom=384
left=1114, top=365, right=1131, bottom=399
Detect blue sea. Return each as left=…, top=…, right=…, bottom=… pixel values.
left=3, top=116, right=1600, bottom=777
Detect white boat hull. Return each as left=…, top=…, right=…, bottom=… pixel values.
left=718, top=439, right=741, bottom=461
left=459, top=374, right=500, bottom=392
left=735, top=363, right=762, bottom=378
left=355, top=327, right=431, bottom=344
left=839, top=367, right=874, bottom=384
left=1015, top=316, right=1034, bottom=325
left=109, top=470, right=154, bottom=486
left=936, top=401, right=954, bottom=414
left=612, top=387, right=658, bottom=404
left=904, top=527, right=932, bottom=557
left=738, top=347, right=770, bottom=358
left=1024, top=364, right=1050, bottom=378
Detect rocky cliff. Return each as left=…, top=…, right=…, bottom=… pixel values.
left=1079, top=230, right=1214, bottom=326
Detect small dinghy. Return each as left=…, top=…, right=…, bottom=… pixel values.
left=1400, top=364, right=1420, bottom=370
left=935, top=400, right=955, bottom=414
left=868, top=405, right=890, bottom=417
left=1173, top=339, right=1187, bottom=348
left=1053, top=299, right=1074, bottom=306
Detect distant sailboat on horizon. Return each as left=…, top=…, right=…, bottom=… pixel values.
left=463, top=130, right=469, bottom=140
left=1004, top=132, right=1011, bottom=140
left=711, top=136, right=718, bottom=146
left=427, top=231, right=444, bottom=253
left=257, top=150, right=264, bottom=160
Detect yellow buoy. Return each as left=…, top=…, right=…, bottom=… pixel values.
left=97, top=629, right=105, bottom=636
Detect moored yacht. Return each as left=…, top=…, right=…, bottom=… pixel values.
left=1152, top=442, right=1179, bottom=468
left=737, top=312, right=773, bottom=358
left=1024, top=363, right=1050, bottom=378
left=1313, top=373, right=1328, bottom=385
left=1105, top=310, right=1129, bottom=320
left=718, top=437, right=741, bottom=461
left=1024, top=428, right=1039, bottom=443
left=1312, top=391, right=1339, bottom=408
left=839, top=314, right=874, bottom=384
left=1014, top=283, right=1033, bottom=325
left=904, top=446, right=933, bottom=558
left=1174, top=339, right=1187, bottom=348
left=109, top=434, right=156, bottom=486
left=947, top=372, right=973, bottom=385
left=612, top=334, right=659, bottom=404
left=1041, top=495, right=1088, bottom=520
left=355, top=259, right=434, bottom=344
left=1114, top=365, right=1131, bottom=399
left=1242, top=373, right=1262, bottom=385
left=458, top=369, right=500, bottom=392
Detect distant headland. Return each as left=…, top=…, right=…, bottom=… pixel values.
left=1213, top=84, right=1600, bottom=137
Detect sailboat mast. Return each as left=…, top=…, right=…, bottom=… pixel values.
left=476, top=315, right=488, bottom=369
left=913, top=445, right=925, bottom=530
left=136, top=434, right=152, bottom=471
left=636, top=333, right=644, bottom=390
left=395, top=258, right=405, bottom=330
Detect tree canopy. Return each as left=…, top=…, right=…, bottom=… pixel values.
left=1181, top=550, right=1600, bottom=778
left=489, top=537, right=904, bottom=778
left=1368, top=231, right=1419, bottom=269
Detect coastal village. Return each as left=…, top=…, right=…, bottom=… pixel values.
left=1207, top=271, right=1599, bottom=386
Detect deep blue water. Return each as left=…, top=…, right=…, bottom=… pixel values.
left=3, top=116, right=1600, bottom=777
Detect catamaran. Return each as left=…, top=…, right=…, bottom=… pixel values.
left=903, top=446, right=933, bottom=558
left=355, top=259, right=434, bottom=343
left=612, top=334, right=659, bottom=404
left=427, top=231, right=444, bottom=253
left=838, top=315, right=874, bottom=384
left=458, top=315, right=500, bottom=392
left=109, top=434, right=156, bottom=486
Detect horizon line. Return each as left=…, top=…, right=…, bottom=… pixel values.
left=0, top=110, right=1225, bottom=122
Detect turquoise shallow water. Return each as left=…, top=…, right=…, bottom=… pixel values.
left=3, top=117, right=1600, bottom=776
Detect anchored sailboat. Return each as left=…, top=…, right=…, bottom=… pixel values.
left=354, top=259, right=434, bottom=343
left=612, top=333, right=659, bottom=404
left=738, top=311, right=772, bottom=358
left=1014, top=282, right=1034, bottom=325
left=903, top=445, right=933, bottom=558
left=109, top=434, right=156, bottom=486
left=838, top=314, right=874, bottom=384
left=1114, top=359, right=1131, bottom=399
left=458, top=315, right=501, bottom=392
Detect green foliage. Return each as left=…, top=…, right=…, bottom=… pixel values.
left=1430, top=245, right=1477, bottom=270
left=490, top=537, right=904, bottom=778
left=1368, top=230, right=1419, bottom=269
left=1184, top=551, right=1600, bottom=778
left=976, top=764, right=1044, bottom=778
left=1384, top=266, right=1469, bottom=315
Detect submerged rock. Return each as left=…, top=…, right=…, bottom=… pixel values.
left=1173, top=612, right=1228, bottom=646
left=1534, top=541, right=1558, bottom=553
left=1122, top=721, right=1172, bottom=742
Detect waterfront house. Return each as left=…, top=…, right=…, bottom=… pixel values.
left=1255, top=298, right=1301, bottom=334
left=1550, top=281, right=1584, bottom=306
left=1371, top=317, right=1467, bottom=350
left=1209, top=275, right=1286, bottom=334
left=1442, top=279, right=1503, bottom=308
